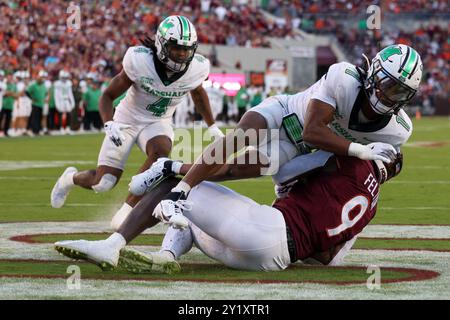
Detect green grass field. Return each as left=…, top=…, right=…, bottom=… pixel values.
left=0, top=117, right=449, bottom=299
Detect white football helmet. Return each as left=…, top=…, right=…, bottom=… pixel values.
left=155, top=15, right=198, bottom=72
left=364, top=44, right=423, bottom=114
left=59, top=70, right=70, bottom=80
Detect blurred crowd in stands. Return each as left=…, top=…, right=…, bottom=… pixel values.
left=0, top=0, right=448, bottom=138
left=266, top=0, right=449, bottom=112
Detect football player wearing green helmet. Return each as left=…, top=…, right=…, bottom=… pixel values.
left=363, top=44, right=422, bottom=114
left=51, top=16, right=223, bottom=231
left=152, top=44, right=422, bottom=229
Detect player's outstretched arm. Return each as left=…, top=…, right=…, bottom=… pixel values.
left=303, top=99, right=397, bottom=163
left=129, top=149, right=268, bottom=196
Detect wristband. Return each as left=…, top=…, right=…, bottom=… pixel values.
left=171, top=161, right=183, bottom=174
left=347, top=142, right=365, bottom=157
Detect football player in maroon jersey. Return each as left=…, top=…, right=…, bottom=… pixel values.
left=54, top=150, right=402, bottom=272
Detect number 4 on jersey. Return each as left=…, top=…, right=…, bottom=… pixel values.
left=147, top=97, right=172, bottom=117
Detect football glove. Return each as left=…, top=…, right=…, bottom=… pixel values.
left=207, top=124, right=225, bottom=139
left=104, top=121, right=131, bottom=147
left=348, top=142, right=397, bottom=164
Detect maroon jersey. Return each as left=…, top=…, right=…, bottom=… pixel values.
left=273, top=156, right=380, bottom=261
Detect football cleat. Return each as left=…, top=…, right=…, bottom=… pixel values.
left=54, top=239, right=120, bottom=271
left=128, top=157, right=176, bottom=196
left=118, top=248, right=181, bottom=274
left=152, top=199, right=191, bottom=229
left=50, top=167, right=77, bottom=208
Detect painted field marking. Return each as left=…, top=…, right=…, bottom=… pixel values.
left=0, top=161, right=95, bottom=171
left=0, top=259, right=440, bottom=286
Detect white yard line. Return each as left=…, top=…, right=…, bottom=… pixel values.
left=1, top=221, right=450, bottom=299
left=0, top=161, right=95, bottom=171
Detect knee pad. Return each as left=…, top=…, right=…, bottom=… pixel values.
left=92, top=173, right=117, bottom=193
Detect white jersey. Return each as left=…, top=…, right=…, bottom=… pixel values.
left=115, top=46, right=210, bottom=125
left=54, top=79, right=75, bottom=113
left=283, top=62, right=412, bottom=148
left=0, top=79, right=6, bottom=111
left=13, top=81, right=32, bottom=118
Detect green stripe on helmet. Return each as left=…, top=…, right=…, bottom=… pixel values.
left=401, top=48, right=417, bottom=78
left=179, top=16, right=190, bottom=41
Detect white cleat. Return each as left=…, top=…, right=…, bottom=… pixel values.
left=128, top=157, right=172, bottom=196
left=153, top=199, right=191, bottom=229
left=54, top=239, right=120, bottom=271
left=51, top=167, right=77, bottom=208
left=118, top=248, right=181, bottom=274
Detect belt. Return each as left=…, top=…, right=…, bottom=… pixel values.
left=286, top=226, right=297, bottom=263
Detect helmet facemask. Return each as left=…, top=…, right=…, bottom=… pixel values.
left=365, top=59, right=417, bottom=115
left=155, top=16, right=198, bottom=73
left=157, top=38, right=197, bottom=72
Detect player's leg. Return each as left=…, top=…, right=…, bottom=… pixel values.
left=111, top=121, right=173, bottom=230
left=148, top=181, right=290, bottom=271
left=55, top=177, right=181, bottom=272
left=181, top=182, right=291, bottom=271
left=50, top=125, right=138, bottom=208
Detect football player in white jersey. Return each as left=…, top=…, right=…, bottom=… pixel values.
left=150, top=44, right=423, bottom=227
left=50, top=16, right=223, bottom=226
left=54, top=70, right=75, bottom=134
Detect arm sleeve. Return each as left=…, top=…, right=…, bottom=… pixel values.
left=122, top=47, right=138, bottom=82
left=310, top=63, right=341, bottom=108
left=272, top=150, right=334, bottom=185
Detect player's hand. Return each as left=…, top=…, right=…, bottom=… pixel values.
left=207, top=124, right=225, bottom=139
left=274, top=180, right=298, bottom=199
left=348, top=142, right=397, bottom=163
left=153, top=191, right=191, bottom=229
left=129, top=158, right=183, bottom=196
left=104, top=121, right=131, bottom=147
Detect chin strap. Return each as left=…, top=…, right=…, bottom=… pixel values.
left=362, top=53, right=371, bottom=71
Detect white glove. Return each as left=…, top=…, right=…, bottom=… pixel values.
left=348, top=142, right=397, bottom=163
left=104, top=121, right=131, bottom=147
left=207, top=124, right=225, bottom=139
left=274, top=180, right=298, bottom=199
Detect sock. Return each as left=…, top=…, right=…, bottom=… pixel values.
left=171, top=161, right=183, bottom=174
left=160, top=226, right=193, bottom=259
left=106, top=232, right=127, bottom=250
left=110, top=202, right=133, bottom=231
left=172, top=181, right=191, bottom=194
left=66, top=171, right=76, bottom=187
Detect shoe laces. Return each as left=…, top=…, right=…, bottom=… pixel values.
left=173, top=200, right=193, bottom=214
